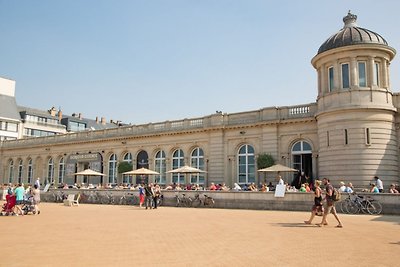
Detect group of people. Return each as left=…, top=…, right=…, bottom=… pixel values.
left=1, top=181, right=41, bottom=216
left=138, top=183, right=162, bottom=209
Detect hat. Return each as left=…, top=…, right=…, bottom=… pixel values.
left=340, top=181, right=345, bottom=186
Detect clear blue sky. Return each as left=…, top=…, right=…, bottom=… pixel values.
left=1, top=0, right=399, bottom=124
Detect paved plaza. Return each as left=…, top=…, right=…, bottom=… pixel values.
left=1, top=203, right=399, bottom=267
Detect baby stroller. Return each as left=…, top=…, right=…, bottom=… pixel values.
left=22, top=196, right=36, bottom=215
left=1, top=195, right=16, bottom=216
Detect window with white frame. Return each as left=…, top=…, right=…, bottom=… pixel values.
left=58, top=158, right=65, bottom=184
left=27, top=159, right=33, bottom=184
left=18, top=160, right=23, bottom=184
left=123, top=153, right=133, bottom=184
left=154, top=150, right=166, bottom=184
left=237, top=144, right=255, bottom=184
left=358, top=62, right=367, bottom=87
left=47, top=158, right=54, bottom=184
left=108, top=154, right=118, bottom=184
left=172, top=149, right=184, bottom=184
left=8, top=160, right=14, bottom=183
left=190, top=147, right=205, bottom=184
left=373, top=62, right=380, bottom=86
left=328, top=66, right=334, bottom=92
left=341, top=63, right=350, bottom=89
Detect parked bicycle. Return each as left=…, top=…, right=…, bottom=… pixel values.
left=101, top=192, right=116, bottom=205
left=185, top=193, right=215, bottom=208
left=119, top=193, right=139, bottom=205
left=175, top=193, right=192, bottom=207
left=340, top=193, right=382, bottom=215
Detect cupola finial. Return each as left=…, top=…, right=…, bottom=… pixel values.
left=343, top=11, right=357, bottom=28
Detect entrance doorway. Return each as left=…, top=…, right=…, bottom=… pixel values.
left=291, top=140, right=313, bottom=180
left=136, top=151, right=149, bottom=184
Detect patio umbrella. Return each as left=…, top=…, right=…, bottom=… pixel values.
left=167, top=165, right=206, bottom=185
left=258, top=164, right=298, bottom=172
left=73, top=169, right=105, bottom=185
left=123, top=168, right=160, bottom=184
left=123, top=168, right=160, bottom=176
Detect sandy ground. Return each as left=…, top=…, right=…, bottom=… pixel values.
left=0, top=203, right=399, bottom=267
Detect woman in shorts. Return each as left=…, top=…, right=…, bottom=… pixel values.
left=304, top=180, right=323, bottom=224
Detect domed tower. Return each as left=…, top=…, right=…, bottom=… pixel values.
left=311, top=12, right=397, bottom=188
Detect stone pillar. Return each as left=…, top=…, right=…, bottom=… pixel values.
left=333, top=60, right=340, bottom=91
left=320, top=65, right=326, bottom=94
left=368, top=56, right=375, bottom=88
left=382, top=59, right=388, bottom=89
left=350, top=57, right=357, bottom=88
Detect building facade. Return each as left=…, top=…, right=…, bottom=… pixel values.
left=0, top=13, right=399, bottom=189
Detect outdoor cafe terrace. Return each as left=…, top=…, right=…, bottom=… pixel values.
left=1, top=103, right=316, bottom=148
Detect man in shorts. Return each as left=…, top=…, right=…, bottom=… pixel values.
left=14, top=183, right=25, bottom=216
left=317, top=178, right=343, bottom=228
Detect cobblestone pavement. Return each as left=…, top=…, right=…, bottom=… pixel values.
left=1, top=203, right=399, bottom=267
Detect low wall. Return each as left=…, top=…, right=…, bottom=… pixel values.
left=2, top=189, right=399, bottom=215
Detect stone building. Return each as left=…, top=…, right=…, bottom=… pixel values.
left=0, top=13, right=399, bottom=189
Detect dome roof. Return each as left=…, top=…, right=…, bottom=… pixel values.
left=318, top=12, right=389, bottom=54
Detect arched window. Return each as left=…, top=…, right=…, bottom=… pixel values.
left=291, top=140, right=313, bottom=178
left=123, top=153, right=133, bottom=184
left=58, top=158, right=65, bottom=184
left=47, top=158, right=54, bottom=184
left=8, top=160, right=14, bottom=184
left=237, top=144, right=255, bottom=184
left=18, top=160, right=23, bottom=184
left=154, top=150, right=166, bottom=184
left=27, top=159, right=33, bottom=184
left=172, top=149, right=184, bottom=184
left=190, top=147, right=205, bottom=184
left=108, top=154, right=118, bottom=184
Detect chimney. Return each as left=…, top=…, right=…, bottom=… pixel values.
left=95, top=117, right=99, bottom=123
left=78, top=113, right=82, bottom=119
left=58, top=109, right=63, bottom=122
left=101, top=117, right=106, bottom=125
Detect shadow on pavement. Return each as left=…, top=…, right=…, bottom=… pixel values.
left=369, top=215, right=400, bottom=225
left=271, top=222, right=317, bottom=228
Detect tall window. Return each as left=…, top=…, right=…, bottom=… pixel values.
left=172, top=149, right=184, bottom=184
left=58, top=158, right=65, bottom=184
left=8, top=160, right=14, bottom=183
left=344, top=129, right=348, bottom=145
left=328, top=66, right=334, bottom=92
left=123, top=153, right=133, bottom=184
left=18, top=160, right=23, bottom=184
left=292, top=140, right=313, bottom=179
left=108, top=154, right=118, bottom=184
left=190, top=147, right=205, bottom=184
left=341, top=63, right=350, bottom=89
left=47, top=158, right=54, bottom=184
left=373, top=62, right=380, bottom=86
left=237, top=145, right=255, bottom=184
left=27, top=159, right=33, bottom=184
left=154, top=150, right=166, bottom=184
left=358, top=62, right=367, bottom=87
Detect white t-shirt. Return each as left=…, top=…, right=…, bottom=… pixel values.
left=376, top=179, right=383, bottom=190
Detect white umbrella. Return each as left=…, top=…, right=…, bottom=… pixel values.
left=257, top=164, right=298, bottom=172
left=74, top=169, right=105, bottom=176
left=123, top=167, right=160, bottom=175
left=167, top=165, right=206, bottom=185
left=73, top=169, right=105, bottom=185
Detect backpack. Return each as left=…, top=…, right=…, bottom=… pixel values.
left=331, top=188, right=341, bottom=201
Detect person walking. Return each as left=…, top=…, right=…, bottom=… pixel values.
left=14, top=183, right=25, bottom=216
left=144, top=183, right=154, bottom=210
left=153, top=184, right=161, bottom=209
left=138, top=184, right=145, bottom=208
left=304, top=180, right=323, bottom=225
left=31, top=184, right=41, bottom=214
left=317, top=178, right=343, bottom=228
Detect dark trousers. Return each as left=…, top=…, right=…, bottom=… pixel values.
left=145, top=195, right=153, bottom=209
left=153, top=196, right=158, bottom=209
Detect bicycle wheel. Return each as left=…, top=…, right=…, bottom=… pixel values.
left=157, top=197, right=163, bottom=207
left=186, top=197, right=193, bottom=207
left=192, top=198, right=201, bottom=207
left=367, top=201, right=382, bottom=215
left=340, top=199, right=351, bottom=214
left=345, top=201, right=359, bottom=214
left=175, top=197, right=181, bottom=207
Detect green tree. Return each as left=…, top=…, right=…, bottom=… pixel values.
left=257, top=153, right=275, bottom=184
left=118, top=161, right=133, bottom=174
left=257, top=153, right=275, bottom=169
